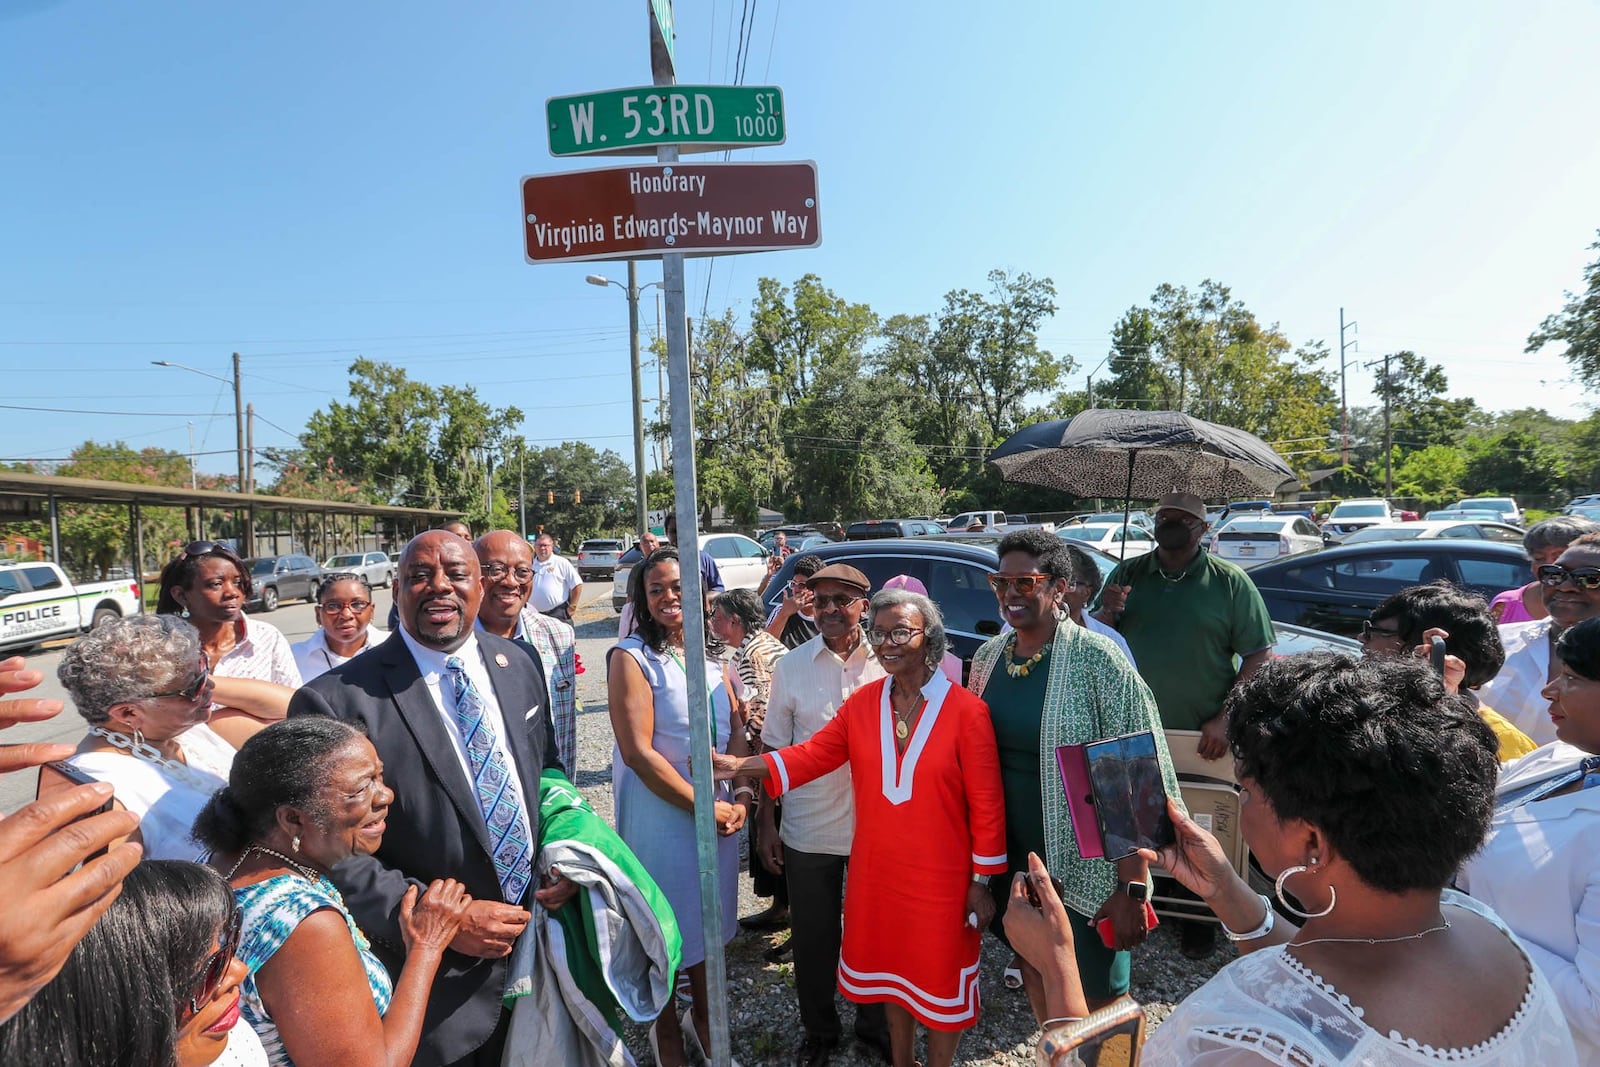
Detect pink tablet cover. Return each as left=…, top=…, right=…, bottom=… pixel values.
left=1055, top=743, right=1105, bottom=860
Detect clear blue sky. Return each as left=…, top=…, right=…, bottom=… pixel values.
left=3, top=1, right=1598, bottom=480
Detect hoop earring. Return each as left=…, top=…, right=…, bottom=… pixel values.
left=132, top=728, right=146, bottom=749
left=1275, top=864, right=1336, bottom=920
left=181, top=607, right=190, bottom=619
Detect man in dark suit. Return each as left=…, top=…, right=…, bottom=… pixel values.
left=290, top=530, right=576, bottom=1066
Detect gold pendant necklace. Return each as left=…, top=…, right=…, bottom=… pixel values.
left=1004, top=633, right=1051, bottom=678
left=895, top=718, right=909, bottom=740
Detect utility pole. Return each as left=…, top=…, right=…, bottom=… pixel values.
left=1339, top=310, right=1357, bottom=466
left=232, top=352, right=245, bottom=493
left=186, top=421, right=197, bottom=490
left=1362, top=352, right=1394, bottom=496
left=245, top=404, right=255, bottom=495
left=518, top=446, right=527, bottom=541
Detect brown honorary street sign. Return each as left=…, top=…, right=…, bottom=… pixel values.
left=520, top=160, right=820, bottom=264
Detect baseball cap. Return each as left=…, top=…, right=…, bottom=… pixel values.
left=1154, top=491, right=1207, bottom=523
left=806, top=563, right=871, bottom=593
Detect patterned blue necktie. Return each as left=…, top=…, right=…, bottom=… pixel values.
left=445, top=656, right=533, bottom=904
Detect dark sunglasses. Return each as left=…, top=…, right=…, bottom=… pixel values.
left=1358, top=619, right=1404, bottom=642
left=182, top=541, right=224, bottom=558
left=988, top=572, right=1054, bottom=596
left=150, top=654, right=211, bottom=703
left=188, top=906, right=243, bottom=1015
left=1537, top=564, right=1600, bottom=591
left=811, top=593, right=866, bottom=610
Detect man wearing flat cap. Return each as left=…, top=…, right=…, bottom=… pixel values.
left=1094, top=491, right=1274, bottom=955
left=759, top=563, right=892, bottom=1065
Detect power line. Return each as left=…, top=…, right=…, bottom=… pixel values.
left=0, top=402, right=221, bottom=417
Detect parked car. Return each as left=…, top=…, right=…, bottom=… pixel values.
left=1209, top=515, right=1324, bottom=564
left=759, top=525, right=832, bottom=551
left=1074, top=511, right=1156, bottom=532
left=1055, top=522, right=1155, bottom=560
left=845, top=519, right=944, bottom=540
left=611, top=533, right=770, bottom=612
left=1244, top=540, right=1531, bottom=638
left=1563, top=494, right=1600, bottom=514
left=1423, top=509, right=1505, bottom=522
left=244, top=554, right=322, bottom=612
left=0, top=561, right=142, bottom=653
left=759, top=535, right=1357, bottom=682
left=1338, top=520, right=1527, bottom=546
left=575, top=538, right=629, bottom=580
left=1217, top=500, right=1274, bottom=523
left=322, top=551, right=394, bottom=588
left=1451, top=497, right=1523, bottom=527
left=1321, top=498, right=1396, bottom=542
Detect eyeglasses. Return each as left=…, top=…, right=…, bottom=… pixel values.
left=482, top=563, right=535, bottom=582
left=1358, top=619, right=1404, bottom=643
left=1537, top=564, right=1600, bottom=591
left=320, top=599, right=372, bottom=615
left=866, top=626, right=924, bottom=647
left=150, top=654, right=211, bottom=703
left=187, top=906, right=242, bottom=1015
left=811, top=593, right=865, bottom=610
left=987, top=573, right=1055, bottom=596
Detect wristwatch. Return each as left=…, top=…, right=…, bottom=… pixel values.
left=1122, top=880, right=1150, bottom=902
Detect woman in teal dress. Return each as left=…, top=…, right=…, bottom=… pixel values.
left=194, top=718, right=472, bottom=1067
left=972, top=529, right=1181, bottom=1017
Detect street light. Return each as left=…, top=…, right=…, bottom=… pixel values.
left=588, top=263, right=661, bottom=536
left=152, top=354, right=250, bottom=553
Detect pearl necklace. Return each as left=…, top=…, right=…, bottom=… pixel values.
left=1292, top=918, right=1451, bottom=948
left=87, top=726, right=212, bottom=788
left=1003, top=633, right=1051, bottom=678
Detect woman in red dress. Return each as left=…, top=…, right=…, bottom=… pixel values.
left=716, top=588, right=1007, bottom=1067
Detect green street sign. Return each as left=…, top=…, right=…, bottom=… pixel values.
left=547, top=85, right=785, bottom=157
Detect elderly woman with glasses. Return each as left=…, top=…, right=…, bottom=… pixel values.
left=157, top=541, right=301, bottom=747
left=291, top=573, right=389, bottom=683
left=714, top=588, right=1007, bottom=1067
left=971, top=529, right=1179, bottom=1018
left=39, top=615, right=287, bottom=861
left=193, top=718, right=470, bottom=1067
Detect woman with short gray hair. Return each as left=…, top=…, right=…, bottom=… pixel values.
left=712, top=585, right=1007, bottom=1067
left=1492, top=515, right=1600, bottom=623
left=39, top=614, right=237, bottom=861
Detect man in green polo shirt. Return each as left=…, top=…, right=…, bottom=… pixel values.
left=1094, top=489, right=1274, bottom=957
left=1095, top=490, right=1275, bottom=758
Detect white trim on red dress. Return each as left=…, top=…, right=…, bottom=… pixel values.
left=838, top=957, right=981, bottom=1025
left=879, top=672, right=953, bottom=806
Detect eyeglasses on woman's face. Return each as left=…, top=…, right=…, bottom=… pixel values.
left=187, top=907, right=243, bottom=1016
left=149, top=653, right=212, bottom=704
left=1538, top=564, right=1600, bottom=591
left=987, top=572, right=1055, bottom=596
left=319, top=599, right=373, bottom=616
left=866, top=626, right=924, bottom=647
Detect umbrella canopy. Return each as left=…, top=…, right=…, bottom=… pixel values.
left=987, top=409, right=1299, bottom=500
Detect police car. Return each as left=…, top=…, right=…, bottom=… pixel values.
left=0, top=561, right=142, bottom=654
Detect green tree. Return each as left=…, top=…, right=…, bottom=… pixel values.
left=1394, top=445, right=1468, bottom=507
left=44, top=442, right=212, bottom=577
left=1528, top=229, right=1600, bottom=391
left=931, top=270, right=1064, bottom=443
left=870, top=312, right=988, bottom=490
left=1462, top=430, right=1567, bottom=497
left=1370, top=351, right=1478, bottom=454
left=515, top=441, right=634, bottom=546
left=748, top=274, right=878, bottom=407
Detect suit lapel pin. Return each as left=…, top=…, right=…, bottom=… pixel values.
left=494, top=653, right=510, bottom=668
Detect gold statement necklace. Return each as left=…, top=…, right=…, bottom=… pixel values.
left=1004, top=632, right=1051, bottom=678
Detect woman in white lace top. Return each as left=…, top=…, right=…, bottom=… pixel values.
left=1005, top=654, right=1579, bottom=1066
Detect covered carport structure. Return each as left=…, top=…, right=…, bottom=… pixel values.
left=0, top=471, right=463, bottom=579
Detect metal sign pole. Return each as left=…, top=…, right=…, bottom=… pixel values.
left=652, top=4, right=731, bottom=1064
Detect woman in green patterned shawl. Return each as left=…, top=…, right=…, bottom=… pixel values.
left=972, top=529, right=1181, bottom=1017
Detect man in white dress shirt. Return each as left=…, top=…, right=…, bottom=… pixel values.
left=1481, top=532, right=1600, bottom=745
left=528, top=532, right=583, bottom=622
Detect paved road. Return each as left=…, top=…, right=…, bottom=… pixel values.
left=1, top=577, right=615, bottom=815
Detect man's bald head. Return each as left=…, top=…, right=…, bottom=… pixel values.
left=472, top=530, right=534, bottom=637
left=397, top=530, right=483, bottom=649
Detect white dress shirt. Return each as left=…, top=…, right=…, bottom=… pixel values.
left=396, top=628, right=535, bottom=851
left=1084, top=613, right=1137, bottom=668
left=529, top=555, right=582, bottom=613
left=292, top=624, right=389, bottom=682
left=1458, top=741, right=1600, bottom=1061
left=761, top=633, right=886, bottom=857
left=215, top=617, right=303, bottom=688
left=1479, top=619, right=1556, bottom=745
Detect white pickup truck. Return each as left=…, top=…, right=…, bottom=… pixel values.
left=944, top=510, right=1057, bottom=533
left=0, top=561, right=142, bottom=654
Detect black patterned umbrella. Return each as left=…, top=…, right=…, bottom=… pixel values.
left=987, top=409, right=1299, bottom=501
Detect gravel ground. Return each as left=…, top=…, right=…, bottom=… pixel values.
left=568, top=605, right=1228, bottom=1065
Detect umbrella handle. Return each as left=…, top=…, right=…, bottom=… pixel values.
left=1120, top=451, right=1136, bottom=561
